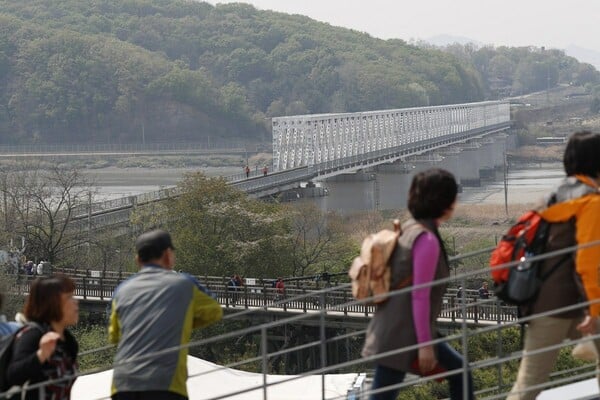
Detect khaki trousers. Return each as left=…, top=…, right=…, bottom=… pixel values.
left=507, top=316, right=600, bottom=400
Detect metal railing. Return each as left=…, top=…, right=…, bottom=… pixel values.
left=9, top=270, right=516, bottom=325
left=3, top=241, right=600, bottom=400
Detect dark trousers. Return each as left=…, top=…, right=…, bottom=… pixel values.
left=112, top=391, right=187, bottom=400
left=370, top=342, right=474, bottom=400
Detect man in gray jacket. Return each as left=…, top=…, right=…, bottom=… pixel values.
left=109, top=230, right=222, bottom=400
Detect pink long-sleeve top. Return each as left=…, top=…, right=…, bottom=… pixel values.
left=411, top=231, right=441, bottom=344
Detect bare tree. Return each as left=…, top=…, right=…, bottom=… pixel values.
left=289, top=202, right=352, bottom=277
left=0, top=164, right=94, bottom=264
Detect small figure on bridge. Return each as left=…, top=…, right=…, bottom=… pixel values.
left=478, top=281, right=490, bottom=319
left=455, top=286, right=464, bottom=298
left=275, top=278, right=285, bottom=301
left=6, top=275, right=80, bottom=399
left=234, top=274, right=243, bottom=288
left=227, top=275, right=237, bottom=305
left=227, top=274, right=242, bottom=306
left=108, top=230, right=222, bottom=400
left=24, top=260, right=34, bottom=276
left=245, top=165, right=250, bottom=178
left=362, top=168, right=474, bottom=400
left=36, top=261, right=52, bottom=276
left=262, top=165, right=268, bottom=176
left=477, top=281, right=489, bottom=300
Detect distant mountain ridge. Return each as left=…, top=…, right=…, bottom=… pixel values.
left=426, top=34, right=484, bottom=47
left=0, top=1, right=597, bottom=145
left=427, top=35, right=600, bottom=72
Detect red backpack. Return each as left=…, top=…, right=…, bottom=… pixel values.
left=490, top=210, right=545, bottom=283
left=489, top=210, right=553, bottom=305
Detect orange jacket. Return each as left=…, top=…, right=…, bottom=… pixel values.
left=541, top=175, right=600, bottom=316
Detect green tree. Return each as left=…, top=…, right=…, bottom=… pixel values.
left=130, top=172, right=293, bottom=278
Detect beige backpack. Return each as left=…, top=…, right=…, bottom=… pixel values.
left=348, top=220, right=405, bottom=304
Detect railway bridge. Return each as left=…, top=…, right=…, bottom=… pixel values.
left=60, top=100, right=511, bottom=232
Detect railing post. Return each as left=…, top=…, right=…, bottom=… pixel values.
left=496, top=298, right=501, bottom=324
left=283, top=290, right=287, bottom=312
left=343, top=289, right=348, bottom=316
left=83, top=274, right=87, bottom=300
left=302, top=288, right=307, bottom=313
left=263, top=282, right=268, bottom=310
left=99, top=274, right=104, bottom=301
left=496, top=297, right=504, bottom=392
left=460, top=273, right=469, bottom=400
left=320, top=291, right=327, bottom=400
left=244, top=284, right=249, bottom=309
left=225, top=284, right=230, bottom=308
left=261, top=326, right=268, bottom=400
left=451, top=296, right=456, bottom=322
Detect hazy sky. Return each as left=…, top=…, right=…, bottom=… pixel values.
left=206, top=0, right=600, bottom=52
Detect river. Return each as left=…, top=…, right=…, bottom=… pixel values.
left=84, top=164, right=566, bottom=206
left=83, top=166, right=240, bottom=201
left=459, top=164, right=565, bottom=205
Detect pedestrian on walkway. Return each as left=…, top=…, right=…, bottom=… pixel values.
left=275, top=278, right=285, bottom=301
left=227, top=274, right=241, bottom=306
left=109, top=230, right=222, bottom=400
left=262, top=165, right=268, bottom=176
left=6, top=275, right=79, bottom=400
left=245, top=165, right=250, bottom=178
left=508, top=131, right=600, bottom=400
left=478, top=281, right=490, bottom=318
left=362, top=168, right=474, bottom=400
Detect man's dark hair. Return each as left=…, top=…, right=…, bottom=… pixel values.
left=563, top=131, right=600, bottom=177
left=135, top=230, right=175, bottom=263
left=24, top=275, right=76, bottom=324
left=408, top=168, right=458, bottom=220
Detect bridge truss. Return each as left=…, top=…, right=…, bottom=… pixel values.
left=272, top=101, right=510, bottom=172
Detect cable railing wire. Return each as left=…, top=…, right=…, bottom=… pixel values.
left=9, top=240, right=594, bottom=372
left=4, top=239, right=600, bottom=400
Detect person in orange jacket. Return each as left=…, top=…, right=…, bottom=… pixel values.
left=508, top=131, right=600, bottom=400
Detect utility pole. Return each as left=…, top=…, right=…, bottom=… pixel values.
left=503, top=149, right=509, bottom=218
left=546, top=63, right=550, bottom=106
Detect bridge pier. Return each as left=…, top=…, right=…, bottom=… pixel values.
left=311, top=132, right=518, bottom=211
left=491, top=134, right=509, bottom=169
left=456, top=144, right=482, bottom=187
left=478, top=140, right=497, bottom=180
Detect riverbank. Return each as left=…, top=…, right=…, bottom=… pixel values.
left=460, top=163, right=564, bottom=206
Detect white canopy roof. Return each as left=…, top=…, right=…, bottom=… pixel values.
left=72, top=356, right=359, bottom=400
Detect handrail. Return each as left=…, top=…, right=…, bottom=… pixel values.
left=9, top=272, right=514, bottom=323
left=4, top=240, right=600, bottom=400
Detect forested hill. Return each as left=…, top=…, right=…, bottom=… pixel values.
left=0, top=0, right=597, bottom=145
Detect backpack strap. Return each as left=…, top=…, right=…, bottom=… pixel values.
left=14, top=321, right=47, bottom=338
left=393, top=275, right=413, bottom=290
left=391, top=222, right=430, bottom=291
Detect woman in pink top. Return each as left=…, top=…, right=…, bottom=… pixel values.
left=362, top=168, right=474, bottom=400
